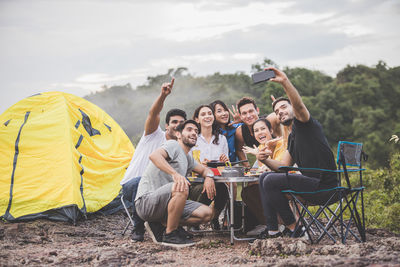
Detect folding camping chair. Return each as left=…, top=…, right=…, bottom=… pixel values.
left=280, top=141, right=367, bottom=244
left=121, top=195, right=134, bottom=235
left=120, top=177, right=142, bottom=236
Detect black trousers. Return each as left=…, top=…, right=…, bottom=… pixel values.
left=189, top=182, right=229, bottom=215
left=241, top=183, right=266, bottom=225
left=258, top=172, right=336, bottom=231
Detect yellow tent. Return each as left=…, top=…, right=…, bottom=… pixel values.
left=0, top=92, right=134, bottom=223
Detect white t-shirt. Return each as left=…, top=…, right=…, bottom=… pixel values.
left=120, top=126, right=166, bottom=185
left=190, top=134, right=228, bottom=162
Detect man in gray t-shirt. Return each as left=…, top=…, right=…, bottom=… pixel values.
left=135, top=139, right=195, bottom=200
left=135, top=120, right=217, bottom=247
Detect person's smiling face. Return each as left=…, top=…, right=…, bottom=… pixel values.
left=165, top=115, right=185, bottom=140
left=196, top=106, right=214, bottom=128
left=274, top=100, right=294, bottom=126
left=239, top=103, right=259, bottom=126
left=179, top=123, right=199, bottom=148
left=214, top=104, right=229, bottom=125
left=253, top=120, right=272, bottom=144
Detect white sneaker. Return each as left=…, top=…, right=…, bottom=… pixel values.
left=246, top=225, right=267, bottom=236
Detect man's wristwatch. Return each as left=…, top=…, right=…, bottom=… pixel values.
left=205, top=173, right=215, bottom=179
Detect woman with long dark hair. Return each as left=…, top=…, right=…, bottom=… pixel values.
left=191, top=104, right=229, bottom=163
left=210, top=100, right=243, bottom=163
left=189, top=104, right=229, bottom=230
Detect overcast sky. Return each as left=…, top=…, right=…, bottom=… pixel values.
left=1, top=0, right=399, bottom=114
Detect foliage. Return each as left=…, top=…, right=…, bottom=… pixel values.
left=258, top=61, right=400, bottom=169
left=85, top=59, right=400, bottom=169
left=362, top=151, right=400, bottom=233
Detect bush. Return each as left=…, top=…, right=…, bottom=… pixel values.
left=363, top=152, right=400, bottom=233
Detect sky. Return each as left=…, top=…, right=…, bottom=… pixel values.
left=1, top=0, right=399, bottom=114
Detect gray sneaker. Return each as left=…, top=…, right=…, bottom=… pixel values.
left=144, top=221, right=165, bottom=244
left=161, top=229, right=196, bottom=248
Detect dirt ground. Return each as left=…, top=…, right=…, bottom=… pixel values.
left=1, top=211, right=399, bottom=266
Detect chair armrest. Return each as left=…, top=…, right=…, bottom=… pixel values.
left=278, top=166, right=339, bottom=173
left=282, top=186, right=346, bottom=194
left=278, top=166, right=365, bottom=176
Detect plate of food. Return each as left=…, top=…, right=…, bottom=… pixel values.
left=245, top=168, right=263, bottom=177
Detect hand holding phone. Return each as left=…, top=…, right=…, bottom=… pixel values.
left=251, top=70, right=276, bottom=84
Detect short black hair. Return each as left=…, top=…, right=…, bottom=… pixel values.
left=166, top=109, right=187, bottom=124
left=251, top=118, right=272, bottom=133
left=176, top=119, right=199, bottom=133
left=272, top=97, right=291, bottom=111
left=237, top=97, right=257, bottom=114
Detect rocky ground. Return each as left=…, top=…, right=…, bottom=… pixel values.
left=1, top=211, right=399, bottom=266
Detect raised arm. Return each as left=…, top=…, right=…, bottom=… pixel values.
left=228, top=105, right=242, bottom=126
left=144, top=77, right=175, bottom=135
left=267, top=67, right=310, bottom=123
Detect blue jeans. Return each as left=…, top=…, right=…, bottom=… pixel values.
left=122, top=177, right=144, bottom=230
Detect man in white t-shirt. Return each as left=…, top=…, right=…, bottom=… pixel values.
left=120, top=77, right=187, bottom=242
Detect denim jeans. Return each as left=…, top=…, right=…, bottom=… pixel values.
left=122, top=177, right=144, bottom=229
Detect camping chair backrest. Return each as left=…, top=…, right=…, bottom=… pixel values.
left=336, top=141, right=363, bottom=167
left=336, top=141, right=365, bottom=188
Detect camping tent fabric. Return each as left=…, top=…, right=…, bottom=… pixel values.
left=0, top=92, right=134, bottom=223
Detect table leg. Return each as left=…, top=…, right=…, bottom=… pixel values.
left=230, top=182, right=234, bottom=245
left=230, top=181, right=256, bottom=244
left=214, top=178, right=257, bottom=244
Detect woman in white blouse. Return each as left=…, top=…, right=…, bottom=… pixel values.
left=191, top=104, right=229, bottom=164
left=189, top=104, right=229, bottom=230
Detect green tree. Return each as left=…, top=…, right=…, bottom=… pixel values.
left=85, top=61, right=400, bottom=169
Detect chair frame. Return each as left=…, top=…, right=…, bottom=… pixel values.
left=121, top=195, right=135, bottom=236
left=280, top=141, right=366, bottom=244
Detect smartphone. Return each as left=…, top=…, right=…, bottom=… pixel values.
left=251, top=70, right=276, bottom=84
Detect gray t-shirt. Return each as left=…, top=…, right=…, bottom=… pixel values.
left=135, top=140, right=197, bottom=200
